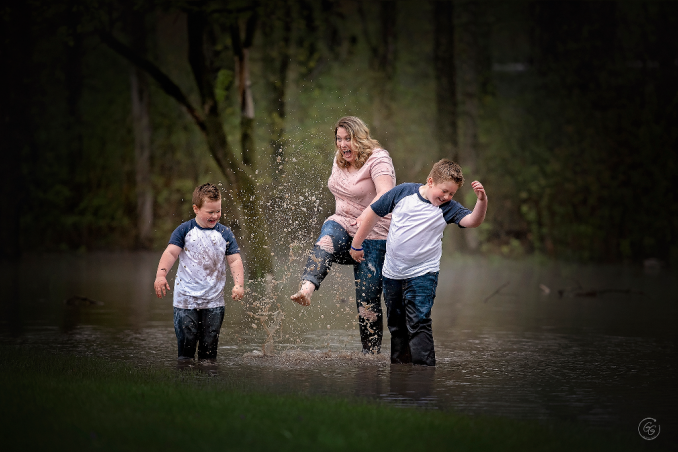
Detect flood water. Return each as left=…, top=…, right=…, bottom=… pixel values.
left=1, top=251, right=676, bottom=446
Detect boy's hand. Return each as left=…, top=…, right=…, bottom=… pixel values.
left=154, top=276, right=170, bottom=298
left=231, top=284, right=244, bottom=300
left=471, top=181, right=486, bottom=201
left=350, top=248, right=365, bottom=263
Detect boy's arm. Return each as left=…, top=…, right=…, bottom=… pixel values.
left=459, top=181, right=488, bottom=228
left=154, top=244, right=182, bottom=298
left=227, top=253, right=245, bottom=300
left=349, top=207, right=381, bottom=263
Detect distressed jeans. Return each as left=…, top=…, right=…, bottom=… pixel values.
left=383, top=272, right=439, bottom=366
left=173, top=306, right=225, bottom=360
left=301, top=220, right=386, bottom=353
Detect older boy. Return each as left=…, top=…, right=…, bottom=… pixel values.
left=350, top=159, right=487, bottom=366
left=154, top=183, right=244, bottom=362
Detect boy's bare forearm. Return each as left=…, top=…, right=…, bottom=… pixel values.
left=227, top=254, right=245, bottom=300
left=154, top=245, right=181, bottom=298
left=227, top=254, right=244, bottom=287
left=459, top=181, right=487, bottom=228
left=156, top=245, right=181, bottom=277
left=463, top=198, right=487, bottom=228
left=351, top=208, right=380, bottom=248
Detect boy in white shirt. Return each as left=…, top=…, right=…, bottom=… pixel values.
left=154, top=183, right=244, bottom=362
left=350, top=159, right=487, bottom=366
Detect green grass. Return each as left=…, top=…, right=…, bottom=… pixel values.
left=0, top=345, right=648, bottom=452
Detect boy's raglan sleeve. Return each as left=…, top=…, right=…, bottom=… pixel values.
left=168, top=221, right=191, bottom=248
left=370, top=183, right=414, bottom=217
left=220, top=226, right=241, bottom=255
left=442, top=200, right=473, bottom=227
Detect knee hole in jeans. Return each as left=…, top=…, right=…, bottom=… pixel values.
left=316, top=235, right=334, bottom=253
left=358, top=305, right=378, bottom=322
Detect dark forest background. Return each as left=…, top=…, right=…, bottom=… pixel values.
left=2, top=0, right=677, bottom=276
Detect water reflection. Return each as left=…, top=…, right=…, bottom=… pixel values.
left=1, top=252, right=676, bottom=443
left=386, top=365, right=437, bottom=408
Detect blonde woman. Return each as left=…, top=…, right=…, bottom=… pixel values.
left=291, top=116, right=396, bottom=353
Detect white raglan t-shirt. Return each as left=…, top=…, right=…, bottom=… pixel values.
left=370, top=183, right=471, bottom=280
left=168, top=219, right=240, bottom=309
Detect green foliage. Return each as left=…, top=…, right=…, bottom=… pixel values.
left=480, top=1, right=678, bottom=263
left=7, top=1, right=677, bottom=264
left=214, top=68, right=234, bottom=102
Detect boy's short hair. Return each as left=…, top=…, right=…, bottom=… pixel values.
left=428, top=159, right=465, bottom=187
left=192, top=183, right=221, bottom=208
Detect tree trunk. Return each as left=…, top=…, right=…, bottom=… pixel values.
left=457, top=0, right=481, bottom=252
left=458, top=0, right=479, bottom=177
left=130, top=68, right=153, bottom=249
left=262, top=0, right=291, bottom=178
left=434, top=0, right=458, bottom=162
left=187, top=10, right=272, bottom=277
left=64, top=6, right=87, bottom=247
left=0, top=4, right=32, bottom=259
left=434, top=0, right=465, bottom=255
left=129, top=11, right=153, bottom=249
left=360, top=1, right=397, bottom=147
left=295, top=0, right=320, bottom=79
left=231, top=13, right=257, bottom=169
left=100, top=10, right=273, bottom=277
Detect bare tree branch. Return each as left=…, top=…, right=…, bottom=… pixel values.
left=99, top=30, right=206, bottom=132
left=483, top=281, right=511, bottom=303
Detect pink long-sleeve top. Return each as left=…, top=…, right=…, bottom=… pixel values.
left=325, top=148, right=395, bottom=240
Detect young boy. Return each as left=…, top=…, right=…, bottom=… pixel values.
left=154, top=183, right=245, bottom=362
left=349, top=159, right=487, bottom=366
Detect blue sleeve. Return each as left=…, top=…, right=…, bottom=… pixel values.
left=441, top=200, right=472, bottom=226
left=370, top=183, right=421, bottom=217
left=168, top=220, right=194, bottom=248
left=217, top=225, right=241, bottom=255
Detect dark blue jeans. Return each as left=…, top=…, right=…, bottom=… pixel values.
left=383, top=272, right=439, bottom=366
left=301, top=220, right=386, bottom=353
left=173, top=306, right=225, bottom=360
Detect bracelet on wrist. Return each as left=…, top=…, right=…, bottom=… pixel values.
left=351, top=245, right=363, bottom=252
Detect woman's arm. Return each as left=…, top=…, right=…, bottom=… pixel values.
left=352, top=174, right=395, bottom=227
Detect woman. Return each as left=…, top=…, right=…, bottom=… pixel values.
left=291, top=116, right=395, bottom=353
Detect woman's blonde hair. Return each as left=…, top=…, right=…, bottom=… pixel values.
left=334, top=116, right=381, bottom=169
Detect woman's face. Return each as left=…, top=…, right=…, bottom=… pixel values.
left=336, top=127, right=355, bottom=164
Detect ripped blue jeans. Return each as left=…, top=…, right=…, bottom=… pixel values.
left=301, top=220, right=386, bottom=353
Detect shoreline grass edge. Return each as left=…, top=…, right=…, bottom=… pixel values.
left=0, top=344, right=650, bottom=452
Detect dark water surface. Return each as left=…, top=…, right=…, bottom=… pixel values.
left=1, top=252, right=676, bottom=446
